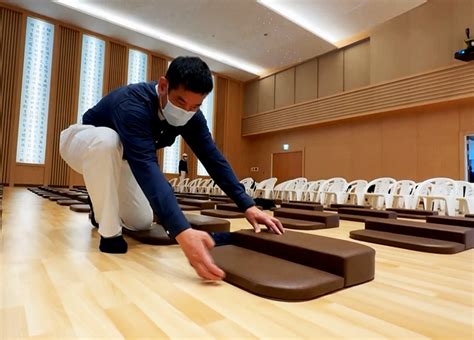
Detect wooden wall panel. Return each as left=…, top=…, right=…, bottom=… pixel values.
left=274, top=68, right=295, bottom=109
left=47, top=25, right=81, bottom=187
left=150, top=55, right=166, bottom=81
left=243, top=81, right=258, bottom=116
left=380, top=113, right=418, bottom=180
left=318, top=50, right=343, bottom=98
left=295, top=58, right=318, bottom=104
left=0, top=7, right=23, bottom=184
left=223, top=79, right=244, bottom=174
left=344, top=40, right=370, bottom=91
left=236, top=99, right=474, bottom=183
left=215, top=77, right=227, bottom=153
left=106, top=41, right=127, bottom=93
left=242, top=63, right=474, bottom=136
left=370, top=0, right=473, bottom=84
left=257, top=75, right=275, bottom=112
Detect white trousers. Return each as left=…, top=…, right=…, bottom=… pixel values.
left=59, top=124, right=153, bottom=237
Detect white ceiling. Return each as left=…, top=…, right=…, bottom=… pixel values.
left=4, top=0, right=426, bottom=81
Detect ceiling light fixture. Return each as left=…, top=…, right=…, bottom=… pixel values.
left=257, top=0, right=339, bottom=43
left=53, top=0, right=265, bottom=75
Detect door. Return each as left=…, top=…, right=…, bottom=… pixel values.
left=272, top=151, right=303, bottom=183
left=466, top=135, right=474, bottom=182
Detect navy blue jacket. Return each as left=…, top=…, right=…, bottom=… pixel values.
left=83, top=81, right=255, bottom=238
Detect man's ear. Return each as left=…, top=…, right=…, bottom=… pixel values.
left=157, top=76, right=168, bottom=96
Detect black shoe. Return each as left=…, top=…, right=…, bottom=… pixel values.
left=87, top=196, right=99, bottom=228
left=209, top=232, right=233, bottom=246
left=99, top=235, right=128, bottom=254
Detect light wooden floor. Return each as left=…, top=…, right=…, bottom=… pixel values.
left=1, top=187, right=473, bottom=339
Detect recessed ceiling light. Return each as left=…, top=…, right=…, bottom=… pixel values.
left=53, top=0, right=265, bottom=75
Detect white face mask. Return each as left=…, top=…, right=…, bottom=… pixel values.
left=161, top=95, right=196, bottom=127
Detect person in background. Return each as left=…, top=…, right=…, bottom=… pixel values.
left=179, top=153, right=188, bottom=183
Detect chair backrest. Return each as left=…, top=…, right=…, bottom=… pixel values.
left=365, top=177, right=397, bottom=194
left=188, top=178, right=202, bottom=188
left=273, top=179, right=293, bottom=191
left=346, top=180, right=368, bottom=194
left=456, top=181, right=473, bottom=198
left=255, top=177, right=278, bottom=190
left=284, top=177, right=307, bottom=191
left=416, top=177, right=458, bottom=197
left=322, top=177, right=347, bottom=193
left=168, top=178, right=178, bottom=187
left=392, top=180, right=416, bottom=196
left=240, top=177, right=255, bottom=191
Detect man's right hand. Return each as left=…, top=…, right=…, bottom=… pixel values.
left=175, top=228, right=225, bottom=281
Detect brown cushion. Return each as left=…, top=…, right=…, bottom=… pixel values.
left=215, top=203, right=242, bottom=212
left=350, top=229, right=465, bottom=254
left=335, top=214, right=376, bottom=223
left=123, top=224, right=176, bottom=245
left=275, top=217, right=330, bottom=230
left=211, top=245, right=345, bottom=300
left=211, top=229, right=375, bottom=301
left=179, top=204, right=200, bottom=211
left=185, top=214, right=230, bottom=232
left=273, top=208, right=339, bottom=227
left=365, top=218, right=474, bottom=249
left=69, top=204, right=91, bottom=213
left=201, top=209, right=245, bottom=218
left=338, top=208, right=397, bottom=219
left=280, top=202, right=323, bottom=211
left=426, top=216, right=474, bottom=228
left=48, top=196, right=67, bottom=201
left=57, top=199, right=83, bottom=206
left=330, top=204, right=367, bottom=209
left=178, top=198, right=217, bottom=209
left=387, top=208, right=438, bottom=216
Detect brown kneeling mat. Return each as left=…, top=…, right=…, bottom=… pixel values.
left=126, top=214, right=230, bottom=244
left=426, top=215, right=474, bottom=228
left=337, top=208, right=397, bottom=222
left=178, top=198, right=217, bottom=209
left=350, top=218, right=474, bottom=254
left=57, top=199, right=83, bottom=206
left=273, top=208, right=339, bottom=228
left=280, top=202, right=323, bottom=211
left=201, top=209, right=245, bottom=218
left=123, top=224, right=176, bottom=245
left=211, top=229, right=375, bottom=301
left=70, top=204, right=91, bottom=213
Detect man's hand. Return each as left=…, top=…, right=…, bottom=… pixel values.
left=175, top=228, right=225, bottom=281
left=245, top=206, right=285, bottom=235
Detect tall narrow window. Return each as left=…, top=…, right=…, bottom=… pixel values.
left=197, top=77, right=215, bottom=176
left=16, top=17, right=54, bottom=164
left=127, top=49, right=147, bottom=84
left=77, top=34, right=105, bottom=123
left=163, top=136, right=182, bottom=174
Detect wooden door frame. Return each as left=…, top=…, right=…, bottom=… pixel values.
left=460, top=130, right=474, bottom=181
left=271, top=148, right=305, bottom=178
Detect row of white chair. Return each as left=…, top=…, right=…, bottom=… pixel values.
left=169, top=177, right=223, bottom=195
left=241, top=176, right=474, bottom=216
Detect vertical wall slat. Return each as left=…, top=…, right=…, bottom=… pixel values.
left=48, top=25, right=81, bottom=186
left=106, top=41, right=127, bottom=93
left=0, top=8, right=22, bottom=184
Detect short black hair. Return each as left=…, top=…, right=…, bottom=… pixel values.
left=166, top=56, right=213, bottom=94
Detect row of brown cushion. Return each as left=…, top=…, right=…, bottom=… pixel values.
left=123, top=214, right=231, bottom=245
left=350, top=218, right=474, bottom=254
left=273, top=208, right=339, bottom=230
left=211, top=229, right=375, bottom=301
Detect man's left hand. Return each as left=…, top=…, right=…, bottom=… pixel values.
left=244, top=206, right=284, bottom=235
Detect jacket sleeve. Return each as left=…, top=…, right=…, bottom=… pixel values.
left=181, top=112, right=255, bottom=212
left=114, top=102, right=190, bottom=238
